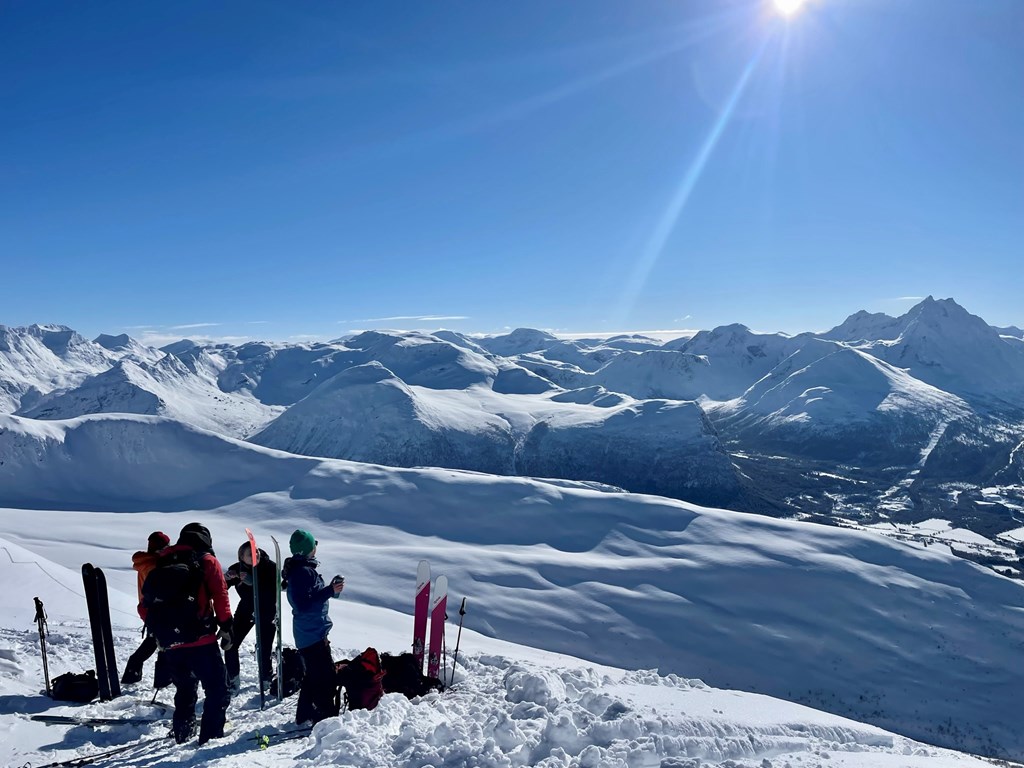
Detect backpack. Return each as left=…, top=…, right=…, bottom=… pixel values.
left=51, top=670, right=99, bottom=703
left=381, top=652, right=444, bottom=699
left=335, top=647, right=385, bottom=711
left=269, top=647, right=305, bottom=698
left=141, top=549, right=212, bottom=649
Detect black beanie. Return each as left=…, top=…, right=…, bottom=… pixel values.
left=178, top=522, right=213, bottom=553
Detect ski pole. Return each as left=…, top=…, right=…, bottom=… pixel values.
left=441, top=609, right=448, bottom=688
left=34, top=597, right=51, bottom=696
left=449, top=598, right=467, bottom=688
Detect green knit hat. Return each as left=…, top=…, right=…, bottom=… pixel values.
left=289, top=529, right=316, bottom=556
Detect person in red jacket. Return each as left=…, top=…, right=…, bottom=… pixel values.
left=122, top=531, right=170, bottom=685
left=148, top=523, right=234, bottom=745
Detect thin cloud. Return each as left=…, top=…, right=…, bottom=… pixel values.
left=170, top=322, right=222, bottom=330
left=895, top=296, right=925, bottom=302
left=342, top=314, right=470, bottom=323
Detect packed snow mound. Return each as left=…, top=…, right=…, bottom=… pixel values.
left=0, top=413, right=315, bottom=510
left=1, top=426, right=1024, bottom=758
left=250, top=362, right=516, bottom=474
left=476, top=327, right=559, bottom=356
left=19, top=353, right=281, bottom=438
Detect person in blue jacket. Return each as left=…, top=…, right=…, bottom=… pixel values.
left=283, top=529, right=345, bottom=724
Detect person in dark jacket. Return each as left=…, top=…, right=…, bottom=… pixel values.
left=224, top=543, right=278, bottom=694
left=283, top=529, right=344, bottom=725
left=122, top=531, right=171, bottom=686
left=143, top=523, right=233, bottom=745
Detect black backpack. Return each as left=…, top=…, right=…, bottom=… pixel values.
left=51, top=670, right=99, bottom=703
left=142, top=549, right=212, bottom=649
left=269, top=647, right=305, bottom=698
left=381, top=652, right=444, bottom=699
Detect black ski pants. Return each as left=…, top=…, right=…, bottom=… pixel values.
left=296, top=637, right=338, bottom=725
left=224, top=612, right=276, bottom=683
left=124, top=633, right=172, bottom=688
left=165, top=641, right=230, bottom=744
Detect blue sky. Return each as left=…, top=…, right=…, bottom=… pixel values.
left=2, top=0, right=1021, bottom=344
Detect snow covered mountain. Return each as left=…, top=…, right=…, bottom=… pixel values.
left=2, top=298, right=1022, bottom=531
left=249, top=362, right=744, bottom=507
left=0, top=324, right=120, bottom=412
left=836, top=297, right=1024, bottom=405
left=19, top=352, right=281, bottom=438
left=716, top=346, right=972, bottom=464
left=1, top=412, right=1023, bottom=761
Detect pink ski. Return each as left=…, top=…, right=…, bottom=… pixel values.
left=412, top=560, right=431, bottom=672
left=427, top=574, right=448, bottom=680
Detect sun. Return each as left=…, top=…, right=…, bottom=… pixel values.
left=773, top=0, right=807, bottom=16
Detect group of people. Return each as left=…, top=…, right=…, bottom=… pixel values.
left=124, top=523, right=345, bottom=745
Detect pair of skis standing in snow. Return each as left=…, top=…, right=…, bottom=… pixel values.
left=413, top=559, right=468, bottom=684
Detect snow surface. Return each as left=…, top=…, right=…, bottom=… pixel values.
left=0, top=537, right=996, bottom=768
left=1, top=414, right=1024, bottom=762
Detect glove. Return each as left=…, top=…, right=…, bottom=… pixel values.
left=225, top=567, right=240, bottom=587
left=217, top=619, right=235, bottom=652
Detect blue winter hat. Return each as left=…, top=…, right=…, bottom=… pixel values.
left=289, top=529, right=316, bottom=556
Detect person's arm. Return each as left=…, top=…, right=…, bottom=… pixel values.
left=224, top=561, right=242, bottom=589
left=288, top=565, right=333, bottom=611
left=203, top=555, right=233, bottom=622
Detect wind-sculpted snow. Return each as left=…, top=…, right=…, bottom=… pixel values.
left=1, top=416, right=1023, bottom=758
left=0, top=413, right=314, bottom=510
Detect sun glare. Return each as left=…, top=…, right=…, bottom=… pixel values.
left=773, top=0, right=807, bottom=16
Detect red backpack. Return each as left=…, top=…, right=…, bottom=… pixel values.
left=336, top=647, right=386, bottom=711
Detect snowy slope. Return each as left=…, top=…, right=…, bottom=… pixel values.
left=19, top=352, right=282, bottom=438
left=854, top=298, right=1024, bottom=403
left=823, top=310, right=905, bottom=342
left=249, top=369, right=742, bottom=506
left=475, top=327, right=560, bottom=356
left=666, top=325, right=832, bottom=401
left=1, top=414, right=1023, bottom=759
left=250, top=362, right=517, bottom=475
left=0, top=538, right=996, bottom=768
left=0, top=324, right=118, bottom=412
left=717, top=347, right=972, bottom=462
